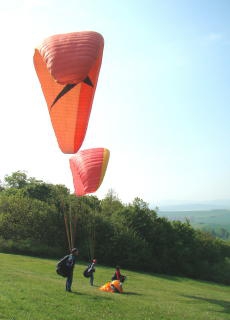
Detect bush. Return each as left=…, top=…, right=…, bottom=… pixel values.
left=0, top=237, right=63, bottom=258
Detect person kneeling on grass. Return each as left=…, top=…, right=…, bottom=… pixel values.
left=111, top=265, right=126, bottom=283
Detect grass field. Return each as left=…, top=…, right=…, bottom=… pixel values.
left=0, top=253, right=229, bottom=320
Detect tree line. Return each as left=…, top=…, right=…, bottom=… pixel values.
left=0, top=171, right=230, bottom=285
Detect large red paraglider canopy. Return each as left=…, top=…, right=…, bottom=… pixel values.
left=34, top=31, right=104, bottom=154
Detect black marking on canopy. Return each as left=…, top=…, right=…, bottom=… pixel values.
left=83, top=76, right=94, bottom=87
left=50, top=83, right=76, bottom=109
left=50, top=76, right=94, bottom=109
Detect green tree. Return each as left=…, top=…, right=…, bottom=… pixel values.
left=4, top=171, right=28, bottom=189
left=100, top=189, right=123, bottom=217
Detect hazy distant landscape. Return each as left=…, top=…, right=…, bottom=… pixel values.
left=158, top=199, right=230, bottom=212
left=158, top=207, right=230, bottom=240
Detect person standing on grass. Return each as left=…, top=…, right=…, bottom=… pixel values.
left=65, top=248, right=79, bottom=292
left=83, top=258, right=97, bottom=286
left=88, top=259, right=96, bottom=286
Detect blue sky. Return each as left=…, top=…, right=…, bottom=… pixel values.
left=0, top=0, right=230, bottom=206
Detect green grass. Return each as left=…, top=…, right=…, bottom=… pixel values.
left=0, top=253, right=230, bottom=320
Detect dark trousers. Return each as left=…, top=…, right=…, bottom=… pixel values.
left=66, top=271, right=73, bottom=291
left=90, top=273, right=94, bottom=286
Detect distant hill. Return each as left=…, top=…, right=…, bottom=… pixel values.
left=158, top=209, right=230, bottom=223
left=158, top=209, right=230, bottom=239
left=156, top=199, right=230, bottom=212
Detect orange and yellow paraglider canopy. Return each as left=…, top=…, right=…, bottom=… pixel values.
left=69, top=148, right=110, bottom=196
left=34, top=31, right=104, bottom=154
left=99, top=280, right=123, bottom=293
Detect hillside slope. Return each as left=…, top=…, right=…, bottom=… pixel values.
left=0, top=253, right=229, bottom=320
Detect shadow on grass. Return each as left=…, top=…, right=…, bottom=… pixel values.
left=152, top=273, right=225, bottom=286
left=132, top=269, right=188, bottom=282
left=71, top=291, right=113, bottom=301
left=123, top=291, right=142, bottom=296
left=182, top=294, right=230, bottom=315
left=151, top=273, right=182, bottom=282
left=70, top=291, right=85, bottom=295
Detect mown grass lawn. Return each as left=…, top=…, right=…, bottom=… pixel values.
left=0, top=253, right=229, bottom=320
